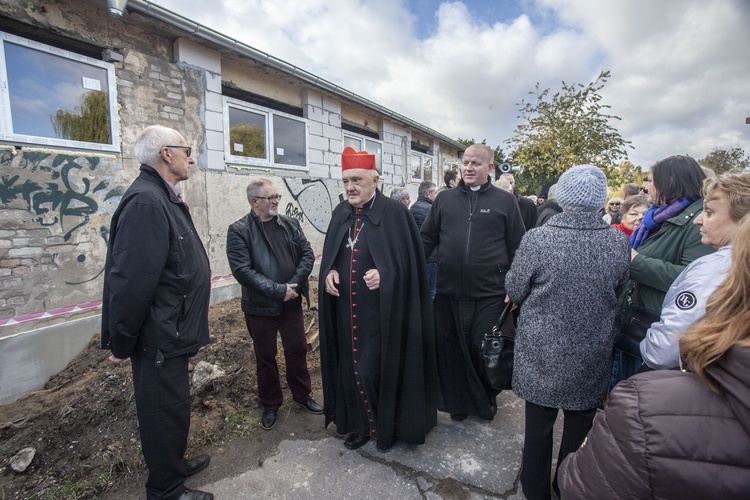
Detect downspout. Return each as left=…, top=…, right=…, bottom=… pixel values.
left=106, top=0, right=129, bottom=18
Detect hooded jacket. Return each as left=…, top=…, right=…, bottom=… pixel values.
left=559, top=346, right=750, bottom=498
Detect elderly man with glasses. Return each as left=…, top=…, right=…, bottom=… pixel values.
left=226, top=179, right=322, bottom=432
left=102, top=125, right=214, bottom=500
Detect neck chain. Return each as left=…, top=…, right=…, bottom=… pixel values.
left=347, top=221, right=365, bottom=250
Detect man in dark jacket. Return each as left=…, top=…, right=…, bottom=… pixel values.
left=102, top=125, right=213, bottom=500
left=226, top=179, right=322, bottom=432
left=501, top=173, right=538, bottom=230
left=421, top=143, right=526, bottom=421
left=535, top=184, right=563, bottom=226
left=319, top=147, right=439, bottom=452
left=410, top=181, right=438, bottom=298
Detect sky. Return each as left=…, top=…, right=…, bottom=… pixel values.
left=152, top=0, right=750, bottom=169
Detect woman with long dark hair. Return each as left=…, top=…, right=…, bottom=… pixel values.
left=612, top=155, right=714, bottom=383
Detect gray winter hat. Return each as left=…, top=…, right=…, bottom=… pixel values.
left=555, top=164, right=608, bottom=212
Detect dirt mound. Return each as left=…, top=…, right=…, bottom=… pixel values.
left=0, top=284, right=322, bottom=499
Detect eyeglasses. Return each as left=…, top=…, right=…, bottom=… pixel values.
left=609, top=203, right=621, bottom=207
left=165, top=145, right=192, bottom=157
left=254, top=195, right=282, bottom=202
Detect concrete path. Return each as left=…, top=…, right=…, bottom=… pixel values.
left=201, top=391, right=536, bottom=499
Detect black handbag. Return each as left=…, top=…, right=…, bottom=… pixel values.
left=480, top=301, right=515, bottom=391
left=615, top=298, right=660, bottom=358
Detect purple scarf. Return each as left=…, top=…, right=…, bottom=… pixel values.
left=630, top=197, right=695, bottom=249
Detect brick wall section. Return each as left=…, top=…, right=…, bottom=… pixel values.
left=304, top=89, right=342, bottom=180
left=380, top=121, right=409, bottom=185
left=174, top=38, right=224, bottom=171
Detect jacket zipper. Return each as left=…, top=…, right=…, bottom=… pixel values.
left=464, top=194, right=476, bottom=295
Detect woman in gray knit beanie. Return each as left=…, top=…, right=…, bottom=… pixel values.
left=505, top=164, right=630, bottom=500
left=555, top=164, right=608, bottom=212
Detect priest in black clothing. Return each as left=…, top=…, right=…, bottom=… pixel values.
left=319, top=147, right=439, bottom=452
left=421, top=143, right=525, bottom=422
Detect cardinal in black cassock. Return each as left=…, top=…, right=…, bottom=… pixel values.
left=318, top=147, right=439, bottom=451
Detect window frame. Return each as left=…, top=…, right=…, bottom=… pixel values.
left=411, top=151, right=434, bottom=183
left=342, top=132, right=383, bottom=173
left=0, top=30, right=120, bottom=152
left=223, top=96, right=309, bottom=172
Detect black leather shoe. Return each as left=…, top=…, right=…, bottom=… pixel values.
left=178, top=488, right=214, bottom=500
left=450, top=413, right=468, bottom=422
left=295, top=398, right=324, bottom=414
left=344, top=434, right=370, bottom=450
left=376, top=439, right=392, bottom=452
left=261, top=409, right=277, bottom=430
left=186, top=453, right=210, bottom=477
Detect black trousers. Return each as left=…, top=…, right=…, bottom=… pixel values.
left=520, top=401, right=596, bottom=500
left=131, top=353, right=191, bottom=500
left=435, top=294, right=512, bottom=420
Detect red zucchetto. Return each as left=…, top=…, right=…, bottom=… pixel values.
left=341, top=146, right=376, bottom=171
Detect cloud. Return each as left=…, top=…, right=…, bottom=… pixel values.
left=153, top=0, right=750, bottom=168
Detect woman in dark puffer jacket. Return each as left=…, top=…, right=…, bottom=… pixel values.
left=559, top=215, right=750, bottom=499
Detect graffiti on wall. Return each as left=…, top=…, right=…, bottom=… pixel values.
left=0, top=148, right=122, bottom=312
left=282, top=177, right=338, bottom=234
left=282, top=177, right=398, bottom=235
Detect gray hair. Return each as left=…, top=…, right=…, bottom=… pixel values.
left=390, top=187, right=409, bottom=203
left=494, top=178, right=512, bottom=192
left=548, top=184, right=558, bottom=202
left=623, top=183, right=639, bottom=197
left=134, top=125, right=183, bottom=167
left=246, top=178, right=273, bottom=203
left=418, top=181, right=436, bottom=197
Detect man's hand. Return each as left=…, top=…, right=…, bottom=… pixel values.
left=108, top=355, right=126, bottom=364
left=325, top=270, right=340, bottom=297
left=364, top=269, right=380, bottom=290
left=284, top=283, right=299, bottom=301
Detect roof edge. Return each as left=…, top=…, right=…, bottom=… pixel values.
left=126, top=0, right=465, bottom=152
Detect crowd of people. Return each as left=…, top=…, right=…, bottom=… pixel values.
left=101, top=126, right=749, bottom=499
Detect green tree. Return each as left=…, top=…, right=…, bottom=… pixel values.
left=229, top=123, right=265, bottom=158
left=52, top=90, right=110, bottom=144
left=698, top=147, right=750, bottom=174
left=506, top=71, right=632, bottom=195
left=605, top=160, right=645, bottom=196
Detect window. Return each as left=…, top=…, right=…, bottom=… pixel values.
left=411, top=152, right=433, bottom=183
left=224, top=96, right=308, bottom=170
left=0, top=31, right=120, bottom=152
left=343, top=133, right=383, bottom=172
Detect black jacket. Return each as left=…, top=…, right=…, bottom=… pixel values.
left=410, top=196, right=437, bottom=263
left=101, top=165, right=211, bottom=361
left=421, top=181, right=526, bottom=299
left=226, top=211, right=314, bottom=316
left=536, top=200, right=563, bottom=226
left=515, top=192, right=539, bottom=230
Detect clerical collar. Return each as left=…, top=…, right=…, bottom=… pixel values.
left=352, top=191, right=377, bottom=212
left=470, top=185, right=481, bottom=192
